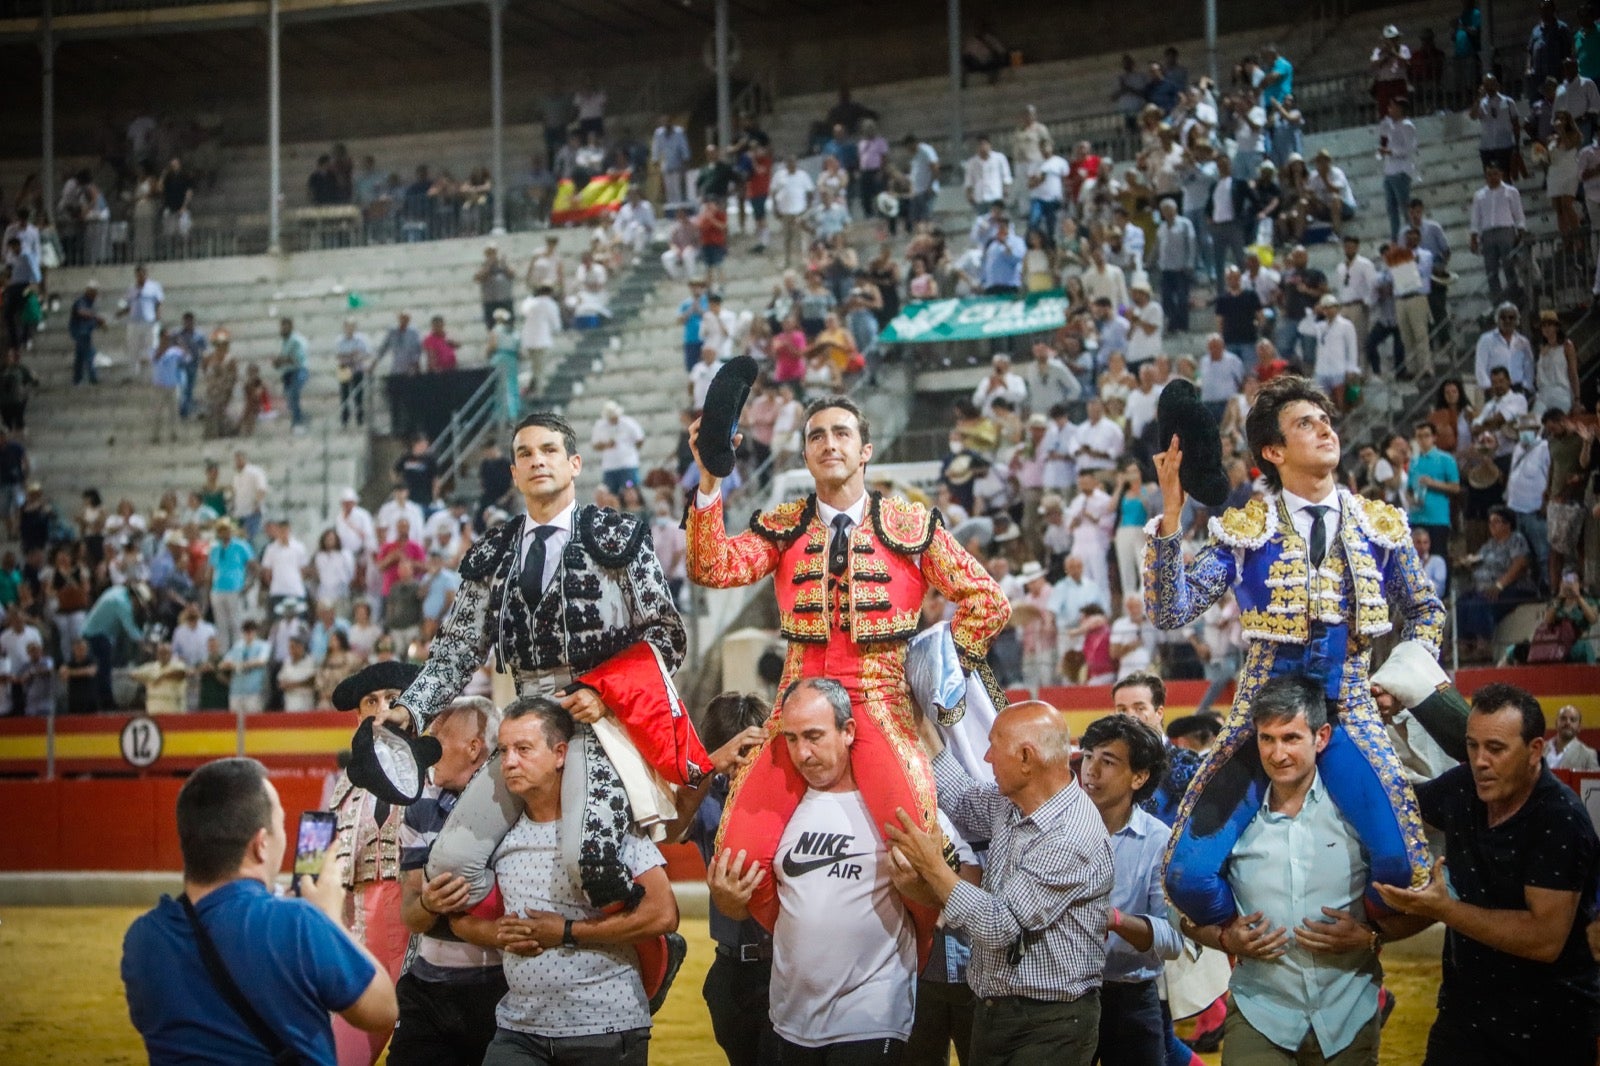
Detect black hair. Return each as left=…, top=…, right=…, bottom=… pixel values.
left=512, top=412, right=579, bottom=457
left=801, top=395, right=872, bottom=446
left=1470, top=682, right=1546, bottom=744
left=1113, top=671, right=1167, bottom=710
left=1081, top=715, right=1168, bottom=805
left=502, top=695, right=576, bottom=749
left=176, top=758, right=273, bottom=883
left=701, top=691, right=772, bottom=752
left=1249, top=674, right=1330, bottom=730
left=1245, top=375, right=1336, bottom=491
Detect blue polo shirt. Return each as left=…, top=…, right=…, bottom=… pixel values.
left=1407, top=446, right=1459, bottom=529
left=121, top=878, right=374, bottom=1065
left=209, top=539, right=255, bottom=593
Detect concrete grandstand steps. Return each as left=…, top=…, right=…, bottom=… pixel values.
left=760, top=0, right=1466, bottom=154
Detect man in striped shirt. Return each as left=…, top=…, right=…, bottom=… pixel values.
left=888, top=700, right=1114, bottom=1066
left=390, top=696, right=503, bottom=1066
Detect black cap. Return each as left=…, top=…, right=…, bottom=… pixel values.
left=330, top=661, right=422, bottom=712
left=698, top=355, right=760, bottom=478
left=1156, top=378, right=1230, bottom=508
left=346, top=717, right=442, bottom=806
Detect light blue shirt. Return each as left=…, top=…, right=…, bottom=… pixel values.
left=1408, top=447, right=1459, bottom=529
left=1226, top=772, right=1380, bottom=1057
left=980, top=233, right=1026, bottom=289
left=1104, top=806, right=1183, bottom=984
left=152, top=345, right=185, bottom=390
left=1047, top=576, right=1107, bottom=630
left=1262, top=56, right=1295, bottom=105
left=208, top=539, right=255, bottom=594
left=6, top=248, right=41, bottom=286
left=83, top=585, right=143, bottom=644
left=224, top=638, right=272, bottom=698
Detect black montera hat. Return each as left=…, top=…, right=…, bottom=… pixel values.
left=1156, top=378, right=1230, bottom=507
left=330, top=661, right=422, bottom=712
left=699, top=355, right=760, bottom=478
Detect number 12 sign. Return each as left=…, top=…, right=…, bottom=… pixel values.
left=120, top=716, right=165, bottom=769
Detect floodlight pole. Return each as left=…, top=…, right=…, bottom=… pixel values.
left=714, top=0, right=732, bottom=149
left=268, top=0, right=282, bottom=255
left=489, top=0, right=507, bottom=235
left=1205, top=0, right=1218, bottom=85
left=947, top=0, right=963, bottom=166
left=41, top=0, right=55, bottom=221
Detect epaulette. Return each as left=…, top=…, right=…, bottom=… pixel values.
left=1208, top=497, right=1272, bottom=550
left=1355, top=494, right=1411, bottom=550
left=870, top=492, right=940, bottom=555
left=749, top=495, right=817, bottom=545
left=459, top=516, right=521, bottom=581
left=577, top=504, right=650, bottom=568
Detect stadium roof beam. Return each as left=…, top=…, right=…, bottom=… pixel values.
left=0, top=0, right=486, bottom=45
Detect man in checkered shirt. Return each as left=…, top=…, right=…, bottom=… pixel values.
left=888, top=700, right=1114, bottom=1066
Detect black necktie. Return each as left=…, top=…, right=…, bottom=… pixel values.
left=519, top=525, right=559, bottom=603
left=829, top=514, right=853, bottom=577
left=1304, top=505, right=1330, bottom=567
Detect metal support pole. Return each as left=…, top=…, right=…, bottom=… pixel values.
left=41, top=0, right=55, bottom=217
left=268, top=0, right=282, bottom=255
left=489, top=0, right=507, bottom=235
left=1205, top=0, right=1218, bottom=86
left=714, top=0, right=732, bottom=150
left=947, top=0, right=962, bottom=169
left=1480, top=0, right=1496, bottom=83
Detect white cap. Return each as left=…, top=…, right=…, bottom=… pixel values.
left=1382, top=23, right=1400, bottom=37
left=340, top=487, right=359, bottom=503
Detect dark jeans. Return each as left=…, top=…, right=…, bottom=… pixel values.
left=905, top=978, right=975, bottom=1066
left=683, top=341, right=703, bottom=373
left=602, top=468, right=640, bottom=496
left=387, top=969, right=508, bottom=1066
left=72, top=333, right=99, bottom=384
left=483, top=299, right=514, bottom=330
left=1160, top=270, right=1191, bottom=333
left=1365, top=321, right=1404, bottom=374
left=703, top=953, right=778, bottom=1066
left=1208, top=221, right=1247, bottom=291
left=1028, top=200, right=1061, bottom=247
left=0, top=402, right=26, bottom=432
left=779, top=1036, right=907, bottom=1065
left=969, top=991, right=1100, bottom=1066
left=3, top=282, right=32, bottom=351
left=86, top=633, right=116, bottom=709
left=1093, top=980, right=1164, bottom=1066
left=482, top=1026, right=649, bottom=1066
left=859, top=169, right=883, bottom=216
left=340, top=370, right=365, bottom=425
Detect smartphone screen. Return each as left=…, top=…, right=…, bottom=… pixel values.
left=294, top=811, right=338, bottom=878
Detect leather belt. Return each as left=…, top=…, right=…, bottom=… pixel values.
left=715, top=942, right=774, bottom=962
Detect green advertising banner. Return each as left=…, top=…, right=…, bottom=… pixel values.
left=877, top=290, right=1068, bottom=344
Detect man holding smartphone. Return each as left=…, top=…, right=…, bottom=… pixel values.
left=122, top=757, right=397, bottom=1063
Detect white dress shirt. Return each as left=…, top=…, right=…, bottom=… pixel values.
left=1469, top=183, right=1526, bottom=234
left=518, top=502, right=575, bottom=594
left=1473, top=329, right=1535, bottom=390
left=1281, top=486, right=1343, bottom=547
left=1300, top=314, right=1361, bottom=381
left=816, top=494, right=868, bottom=561
left=964, top=152, right=1014, bottom=204
left=1378, top=116, right=1420, bottom=179
left=1335, top=255, right=1376, bottom=306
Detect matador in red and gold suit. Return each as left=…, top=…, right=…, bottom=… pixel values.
left=687, top=468, right=1009, bottom=963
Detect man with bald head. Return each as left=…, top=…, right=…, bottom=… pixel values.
left=888, top=701, right=1113, bottom=1066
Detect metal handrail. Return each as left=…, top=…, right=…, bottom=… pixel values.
left=431, top=360, right=507, bottom=496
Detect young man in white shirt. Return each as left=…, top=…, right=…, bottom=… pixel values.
left=1123, top=280, right=1164, bottom=368
left=708, top=678, right=919, bottom=1064
left=1468, top=162, right=1526, bottom=308
left=963, top=136, right=1013, bottom=208
left=1299, top=295, right=1361, bottom=413
left=1029, top=144, right=1071, bottom=247
left=1378, top=97, right=1421, bottom=242
left=769, top=157, right=816, bottom=268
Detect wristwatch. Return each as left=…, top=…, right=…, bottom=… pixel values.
left=562, top=918, right=577, bottom=949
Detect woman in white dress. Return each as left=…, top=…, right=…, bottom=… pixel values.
left=1544, top=112, right=1584, bottom=238
left=1533, top=309, right=1579, bottom=416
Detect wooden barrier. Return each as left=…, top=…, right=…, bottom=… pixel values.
left=2, top=664, right=1594, bottom=873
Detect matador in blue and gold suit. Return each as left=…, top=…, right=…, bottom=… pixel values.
left=1143, top=488, right=1446, bottom=927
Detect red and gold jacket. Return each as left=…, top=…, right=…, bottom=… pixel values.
left=687, top=490, right=1009, bottom=670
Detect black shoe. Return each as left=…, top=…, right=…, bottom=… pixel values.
left=1186, top=1023, right=1225, bottom=1054
left=648, top=932, right=688, bottom=1014
left=1380, top=988, right=1398, bottom=1028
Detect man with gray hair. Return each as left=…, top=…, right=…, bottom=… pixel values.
left=392, top=695, right=503, bottom=1065
left=450, top=696, right=680, bottom=1066
left=888, top=700, right=1115, bottom=1066
left=709, top=677, right=930, bottom=1063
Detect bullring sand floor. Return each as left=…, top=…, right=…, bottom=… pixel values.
left=0, top=906, right=1442, bottom=1063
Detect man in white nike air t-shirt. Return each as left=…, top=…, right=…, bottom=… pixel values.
left=709, top=677, right=920, bottom=1065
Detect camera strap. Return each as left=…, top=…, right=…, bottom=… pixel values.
left=179, top=894, right=302, bottom=1066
